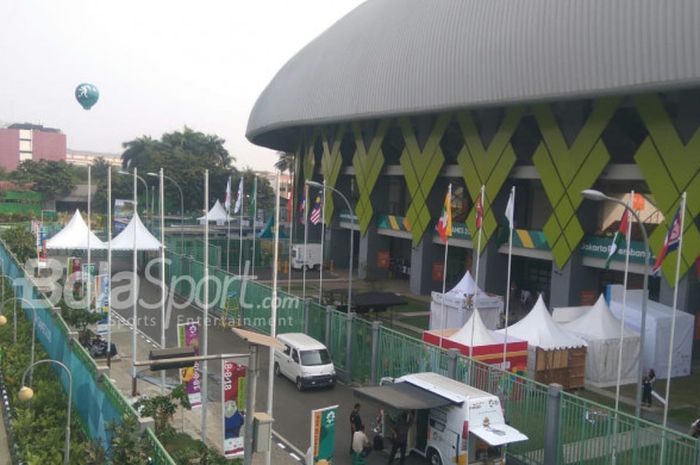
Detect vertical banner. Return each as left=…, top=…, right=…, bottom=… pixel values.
left=96, top=274, right=110, bottom=336
left=114, top=199, right=135, bottom=235
left=177, top=322, right=202, bottom=408
left=310, top=405, right=338, bottom=465
left=222, top=359, right=247, bottom=458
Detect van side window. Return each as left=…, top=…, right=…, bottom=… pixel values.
left=292, top=350, right=299, bottom=363
left=429, top=418, right=445, bottom=433
left=283, top=345, right=291, bottom=356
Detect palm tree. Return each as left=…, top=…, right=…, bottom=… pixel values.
left=121, top=136, right=157, bottom=170
left=274, top=151, right=295, bottom=173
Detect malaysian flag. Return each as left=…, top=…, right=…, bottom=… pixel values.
left=310, top=195, right=322, bottom=225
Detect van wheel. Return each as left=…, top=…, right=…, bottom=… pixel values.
left=428, top=449, right=442, bottom=465
left=296, top=378, right=304, bottom=391
left=274, top=363, right=281, bottom=377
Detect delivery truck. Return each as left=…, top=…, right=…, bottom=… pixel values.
left=355, top=372, right=527, bottom=465
left=290, top=243, right=322, bottom=270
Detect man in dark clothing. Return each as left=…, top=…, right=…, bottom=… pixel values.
left=642, top=376, right=653, bottom=407
left=388, top=413, right=411, bottom=465
left=350, top=403, right=363, bottom=454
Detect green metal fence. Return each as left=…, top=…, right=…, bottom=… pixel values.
left=307, top=301, right=327, bottom=343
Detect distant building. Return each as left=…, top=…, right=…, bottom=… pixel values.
left=257, top=171, right=291, bottom=199
left=66, top=149, right=121, bottom=167
left=0, top=123, right=66, bottom=171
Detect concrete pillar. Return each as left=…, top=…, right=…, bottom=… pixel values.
left=410, top=233, right=436, bottom=295
left=549, top=250, right=597, bottom=307
left=370, top=321, right=382, bottom=385
left=447, top=348, right=459, bottom=380
left=303, top=298, right=310, bottom=334
left=544, top=383, right=563, bottom=465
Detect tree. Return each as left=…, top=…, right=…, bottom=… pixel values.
left=133, top=383, right=191, bottom=437
left=274, top=151, right=295, bottom=173
left=14, top=159, right=78, bottom=199
left=0, top=226, right=36, bottom=264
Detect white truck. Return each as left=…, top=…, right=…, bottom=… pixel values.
left=355, top=372, right=527, bottom=465
left=290, top=243, right=322, bottom=270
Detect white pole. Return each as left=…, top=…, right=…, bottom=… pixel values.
left=131, top=168, right=138, bottom=396
left=264, top=172, right=281, bottom=465
left=302, top=184, right=309, bottom=300
left=239, top=177, right=244, bottom=276
left=470, top=185, right=484, bottom=358
left=319, top=180, right=326, bottom=304
left=662, top=192, right=686, bottom=428
left=503, top=186, right=515, bottom=367
left=440, top=183, right=452, bottom=348
left=288, top=173, right=294, bottom=294
left=159, top=168, right=166, bottom=394
left=107, top=168, right=112, bottom=367
left=227, top=175, right=231, bottom=274
left=252, top=175, right=258, bottom=277
left=87, top=165, right=91, bottom=315
left=202, top=170, right=210, bottom=441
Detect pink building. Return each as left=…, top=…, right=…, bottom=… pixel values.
left=0, top=123, right=67, bottom=171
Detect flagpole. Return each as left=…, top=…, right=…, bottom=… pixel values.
left=252, top=175, right=258, bottom=277
left=226, top=175, right=231, bottom=274
left=663, top=192, right=686, bottom=428
left=440, top=184, right=452, bottom=349
left=612, top=190, right=633, bottom=465
left=107, top=167, right=112, bottom=368
left=239, top=178, right=244, bottom=276
left=503, top=186, right=515, bottom=367
left=131, top=168, right=138, bottom=396
left=159, top=168, right=166, bottom=394
left=201, top=169, right=210, bottom=441
left=319, top=180, right=326, bottom=304
left=87, top=165, right=91, bottom=316
left=288, top=173, right=294, bottom=293
left=302, top=184, right=309, bottom=300
left=470, top=185, right=484, bottom=357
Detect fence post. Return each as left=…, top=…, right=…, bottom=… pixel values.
left=325, top=305, right=333, bottom=348
left=303, top=298, right=310, bottom=335
left=345, top=311, right=355, bottom=383
left=447, top=349, right=459, bottom=380
left=544, top=383, right=563, bottom=465
left=370, top=321, right=382, bottom=385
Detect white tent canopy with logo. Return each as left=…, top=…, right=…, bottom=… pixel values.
left=558, top=294, right=640, bottom=388
left=430, top=270, right=504, bottom=330
left=110, top=212, right=162, bottom=251
left=45, top=209, right=107, bottom=250
left=198, top=200, right=233, bottom=226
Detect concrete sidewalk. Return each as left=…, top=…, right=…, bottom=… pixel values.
left=105, top=321, right=303, bottom=465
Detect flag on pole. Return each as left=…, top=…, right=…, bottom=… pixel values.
left=249, top=177, right=257, bottom=221
left=605, top=209, right=630, bottom=269
left=310, top=195, right=322, bottom=225
left=652, top=204, right=683, bottom=275
left=505, top=188, right=515, bottom=230
left=298, top=189, right=306, bottom=224
left=233, top=178, right=244, bottom=214
left=287, top=186, right=294, bottom=223
left=224, top=177, right=232, bottom=212
left=436, top=186, right=452, bottom=243
left=475, top=193, right=484, bottom=230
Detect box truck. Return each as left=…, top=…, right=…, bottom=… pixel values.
left=290, top=243, right=322, bottom=270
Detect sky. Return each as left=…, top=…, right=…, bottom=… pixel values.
left=0, top=0, right=366, bottom=171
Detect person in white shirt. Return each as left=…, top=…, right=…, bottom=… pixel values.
left=352, top=424, right=372, bottom=458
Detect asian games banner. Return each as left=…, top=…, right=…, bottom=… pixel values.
left=311, top=405, right=338, bottom=465
left=222, top=359, right=246, bottom=458
left=177, top=322, right=202, bottom=408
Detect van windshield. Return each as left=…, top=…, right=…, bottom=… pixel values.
left=300, top=349, right=331, bottom=366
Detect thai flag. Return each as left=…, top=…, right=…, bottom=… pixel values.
left=651, top=205, right=683, bottom=275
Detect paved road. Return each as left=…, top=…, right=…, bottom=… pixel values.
left=112, top=276, right=427, bottom=465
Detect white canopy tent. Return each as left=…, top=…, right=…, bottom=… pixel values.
left=111, top=212, right=162, bottom=251
left=449, top=308, right=500, bottom=346
left=198, top=200, right=233, bottom=226
left=558, top=294, right=640, bottom=388
left=45, top=209, right=107, bottom=250
left=430, top=270, right=504, bottom=330
left=606, top=285, right=694, bottom=379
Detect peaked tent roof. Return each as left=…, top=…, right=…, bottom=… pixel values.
left=445, top=270, right=485, bottom=296
left=198, top=200, right=233, bottom=223
left=448, top=309, right=499, bottom=346
left=111, top=212, right=162, bottom=251
left=497, top=295, right=586, bottom=350
left=562, top=294, right=639, bottom=340
left=46, top=210, right=107, bottom=250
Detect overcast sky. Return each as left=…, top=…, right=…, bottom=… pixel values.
left=0, top=0, right=365, bottom=171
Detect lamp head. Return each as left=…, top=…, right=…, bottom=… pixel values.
left=117, top=170, right=130, bottom=176
left=305, top=180, right=323, bottom=188
left=580, top=189, right=608, bottom=202
left=146, top=172, right=158, bottom=178
left=18, top=386, right=34, bottom=402
left=0, top=315, right=6, bottom=326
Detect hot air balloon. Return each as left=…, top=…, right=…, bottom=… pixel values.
left=75, top=83, right=99, bottom=110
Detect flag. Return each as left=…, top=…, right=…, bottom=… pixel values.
left=248, top=177, right=257, bottom=222
left=298, top=189, right=306, bottom=224
left=224, top=177, right=232, bottom=212
left=287, top=186, right=294, bottom=224
left=652, top=205, right=683, bottom=275
left=505, top=188, right=515, bottom=230
left=475, top=193, right=484, bottom=230
left=605, top=209, right=630, bottom=269
left=436, top=187, right=452, bottom=243
left=233, top=178, right=244, bottom=214
left=310, top=195, right=322, bottom=225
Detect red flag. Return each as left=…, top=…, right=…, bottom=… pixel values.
left=652, top=205, right=683, bottom=275
left=475, top=194, right=483, bottom=230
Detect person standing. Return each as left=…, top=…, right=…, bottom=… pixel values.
left=642, top=375, right=653, bottom=407
left=350, top=403, right=363, bottom=454
left=387, top=413, right=410, bottom=465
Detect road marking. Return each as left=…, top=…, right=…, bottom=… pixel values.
left=277, top=442, right=286, bottom=449
left=289, top=453, right=300, bottom=461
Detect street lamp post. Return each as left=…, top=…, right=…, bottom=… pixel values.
left=118, top=170, right=149, bottom=221
left=1, top=297, right=39, bottom=382
left=18, top=359, right=72, bottom=465
left=147, top=172, right=185, bottom=253
left=581, top=189, right=650, bottom=418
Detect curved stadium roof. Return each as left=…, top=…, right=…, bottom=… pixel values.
left=247, top=0, right=700, bottom=151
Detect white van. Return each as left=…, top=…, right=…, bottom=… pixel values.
left=356, top=372, right=528, bottom=465
left=290, top=244, right=322, bottom=270
left=274, top=333, right=336, bottom=391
